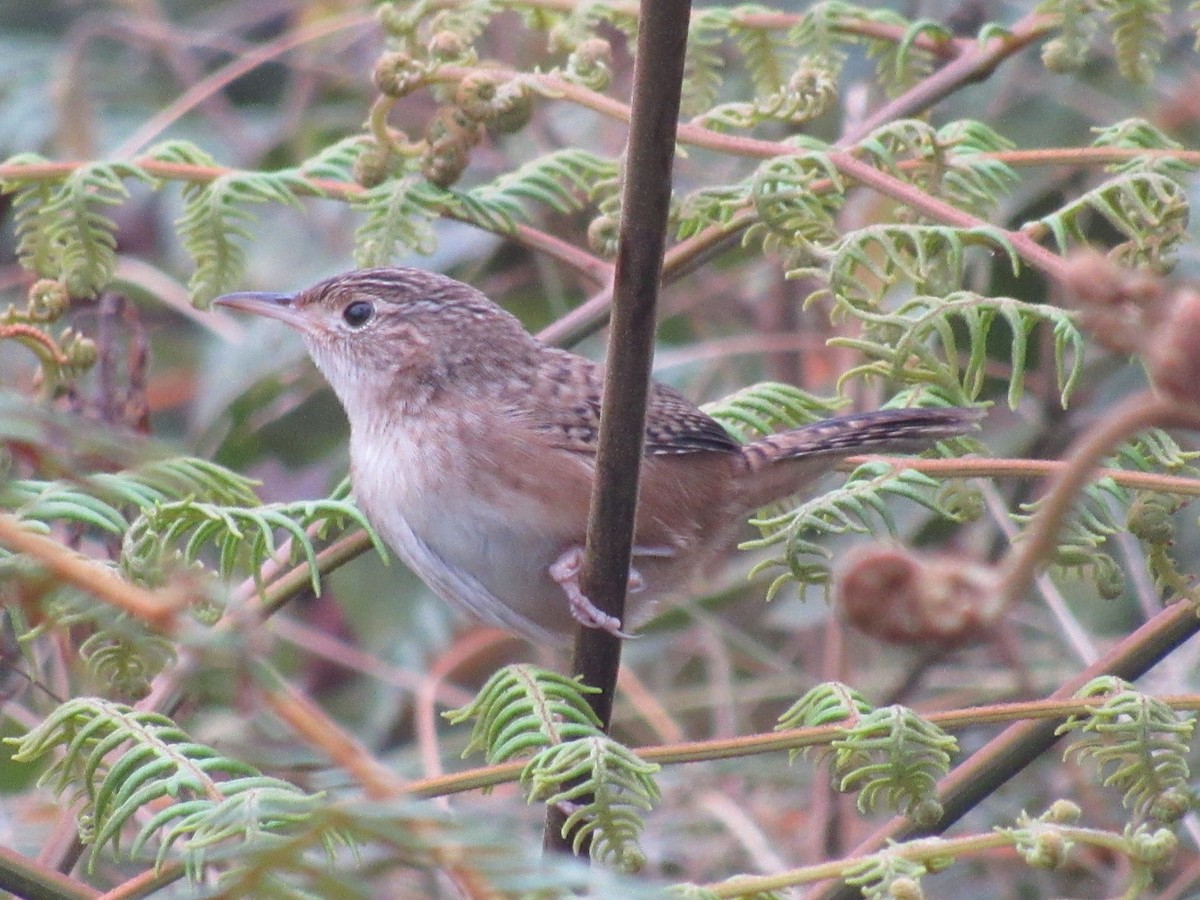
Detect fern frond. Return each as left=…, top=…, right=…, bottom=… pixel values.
left=128, top=494, right=383, bottom=594
left=833, top=291, right=1084, bottom=408
left=1058, top=677, right=1194, bottom=821
left=353, top=176, right=439, bottom=267
left=78, top=627, right=176, bottom=700
left=697, top=64, right=839, bottom=132
left=524, top=735, right=660, bottom=870
left=745, top=150, right=845, bottom=258
left=444, top=664, right=601, bottom=763
left=799, top=224, right=1020, bottom=312
left=832, top=705, right=957, bottom=820
left=676, top=179, right=753, bottom=239
left=8, top=697, right=324, bottom=875
left=731, top=6, right=789, bottom=97
left=462, top=149, right=618, bottom=232
left=937, top=120, right=1019, bottom=217
left=744, top=459, right=967, bottom=596
left=1103, top=0, right=1168, bottom=83
left=1027, top=170, right=1189, bottom=268
left=38, top=593, right=178, bottom=699
left=843, top=848, right=931, bottom=898
left=777, top=681, right=874, bottom=763
left=1014, top=431, right=1198, bottom=597
left=788, top=1, right=854, bottom=73
left=681, top=9, right=729, bottom=117
left=175, top=171, right=307, bottom=306
left=1038, top=0, right=1100, bottom=72
left=3, top=153, right=60, bottom=278
left=1091, top=118, right=1196, bottom=181
left=864, top=16, right=945, bottom=96
left=299, top=136, right=371, bottom=183
left=702, top=382, right=842, bottom=442
left=2, top=456, right=260, bottom=535
left=39, top=162, right=153, bottom=297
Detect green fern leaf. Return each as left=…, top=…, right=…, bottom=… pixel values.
left=3, top=152, right=61, bottom=278
left=176, top=171, right=307, bottom=307
left=127, top=493, right=383, bottom=595
left=353, top=176, right=439, bottom=267
left=731, top=6, right=789, bottom=98
left=1091, top=118, right=1196, bottom=181
left=463, top=149, right=618, bottom=231
left=744, top=455, right=972, bottom=596
left=1058, top=677, right=1194, bottom=821
left=1103, top=0, right=1168, bottom=83
left=1027, top=171, right=1188, bottom=268
left=681, top=9, right=730, bottom=117
left=445, top=664, right=601, bottom=763
left=300, top=136, right=372, bottom=182
left=1038, top=0, right=1100, bottom=72
left=800, top=224, right=1020, bottom=312
left=8, top=697, right=323, bottom=875
left=833, top=291, right=1084, bottom=408
left=43, top=162, right=153, bottom=297
left=833, top=705, right=957, bottom=820
left=525, top=735, right=660, bottom=870
left=777, top=681, right=874, bottom=763
left=865, top=16, right=945, bottom=96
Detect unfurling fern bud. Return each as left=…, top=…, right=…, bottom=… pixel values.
left=428, top=30, right=469, bottom=63
left=835, top=545, right=1002, bottom=645
left=372, top=51, right=423, bottom=98
left=1127, top=827, right=1177, bottom=865
left=1091, top=553, right=1125, bottom=601
left=27, top=279, right=70, bottom=321
left=352, top=140, right=393, bottom=188
left=1127, top=493, right=1176, bottom=545
left=121, top=522, right=168, bottom=588
left=421, top=107, right=481, bottom=187
left=60, top=330, right=97, bottom=371
left=1023, top=828, right=1069, bottom=869
left=786, top=63, right=838, bottom=120
left=888, top=877, right=923, bottom=900
left=566, top=38, right=613, bottom=91
left=935, top=481, right=984, bottom=522
left=1046, top=799, right=1082, bottom=824
left=587, top=214, right=619, bottom=258
left=1149, top=788, right=1192, bottom=824
left=455, top=72, right=532, bottom=133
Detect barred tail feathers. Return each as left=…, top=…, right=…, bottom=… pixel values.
left=737, top=407, right=981, bottom=510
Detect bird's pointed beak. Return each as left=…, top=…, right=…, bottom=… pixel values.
left=213, top=291, right=311, bottom=331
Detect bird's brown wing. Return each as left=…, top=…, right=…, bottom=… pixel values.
left=527, top=347, right=740, bottom=456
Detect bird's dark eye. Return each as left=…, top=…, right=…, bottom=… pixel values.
left=342, top=300, right=374, bottom=328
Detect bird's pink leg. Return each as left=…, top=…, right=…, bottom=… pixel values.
left=549, top=546, right=643, bottom=638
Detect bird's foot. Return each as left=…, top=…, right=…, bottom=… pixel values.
left=549, top=547, right=639, bottom=638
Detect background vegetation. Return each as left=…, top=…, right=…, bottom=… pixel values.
left=2, top=0, right=1200, bottom=896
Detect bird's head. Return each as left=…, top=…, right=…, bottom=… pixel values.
left=215, top=267, right=540, bottom=419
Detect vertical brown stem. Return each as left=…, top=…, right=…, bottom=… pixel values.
left=542, top=0, right=695, bottom=857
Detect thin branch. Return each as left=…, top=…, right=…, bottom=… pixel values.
left=0, top=514, right=182, bottom=632
left=544, top=0, right=694, bottom=858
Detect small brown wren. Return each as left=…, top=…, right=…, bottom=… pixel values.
left=215, top=267, right=979, bottom=644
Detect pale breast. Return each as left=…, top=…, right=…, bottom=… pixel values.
left=348, top=412, right=593, bottom=641
left=347, top=409, right=743, bottom=642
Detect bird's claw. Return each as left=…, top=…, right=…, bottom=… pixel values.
left=549, top=547, right=638, bottom=638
